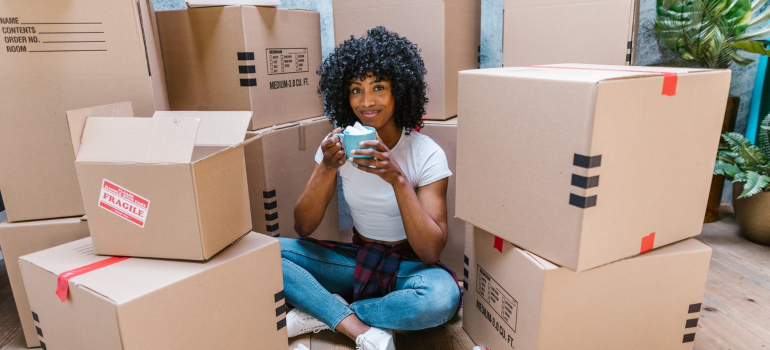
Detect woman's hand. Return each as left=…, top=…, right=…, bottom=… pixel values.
left=349, top=134, right=405, bottom=185
left=320, top=127, right=347, bottom=169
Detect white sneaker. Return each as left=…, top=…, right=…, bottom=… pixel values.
left=355, top=327, right=395, bottom=350
left=286, top=294, right=349, bottom=338
left=286, top=308, right=329, bottom=338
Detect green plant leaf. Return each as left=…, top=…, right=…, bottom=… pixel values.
left=737, top=171, right=770, bottom=198
left=722, top=132, right=752, bottom=152
left=714, top=160, right=743, bottom=179
left=728, top=40, right=770, bottom=55
left=759, top=112, right=770, bottom=157
left=739, top=142, right=768, bottom=167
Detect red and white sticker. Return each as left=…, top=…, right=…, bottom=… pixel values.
left=98, top=179, right=150, bottom=228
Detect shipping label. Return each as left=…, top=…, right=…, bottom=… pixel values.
left=98, top=179, right=150, bottom=228
left=265, top=48, right=309, bottom=75
left=1, top=17, right=107, bottom=54
left=477, top=265, right=518, bottom=333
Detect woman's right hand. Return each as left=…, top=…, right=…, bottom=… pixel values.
left=321, top=127, right=346, bottom=169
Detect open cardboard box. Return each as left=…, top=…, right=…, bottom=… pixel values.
left=66, top=102, right=252, bottom=260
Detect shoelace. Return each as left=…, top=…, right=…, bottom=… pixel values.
left=298, top=314, right=327, bottom=334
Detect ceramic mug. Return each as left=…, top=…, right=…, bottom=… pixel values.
left=335, top=126, right=376, bottom=159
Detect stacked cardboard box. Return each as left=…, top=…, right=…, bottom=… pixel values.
left=156, top=6, right=324, bottom=130
left=500, top=0, right=640, bottom=67
left=456, top=64, right=732, bottom=349
left=0, top=0, right=168, bottom=223
left=245, top=117, right=341, bottom=241
left=333, top=0, right=481, bottom=120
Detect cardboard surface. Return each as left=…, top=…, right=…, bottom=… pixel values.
left=245, top=117, right=341, bottom=241
left=502, top=0, right=639, bottom=66
left=19, top=233, right=287, bottom=350
left=333, top=0, right=481, bottom=120
left=186, top=0, right=280, bottom=6
left=157, top=6, right=323, bottom=130
left=0, top=0, right=166, bottom=223
left=67, top=106, right=252, bottom=260
left=0, top=218, right=90, bottom=348
left=456, top=65, right=731, bottom=271
left=463, top=227, right=712, bottom=350
left=421, top=119, right=464, bottom=274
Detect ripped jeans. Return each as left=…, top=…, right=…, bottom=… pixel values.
left=278, top=237, right=460, bottom=331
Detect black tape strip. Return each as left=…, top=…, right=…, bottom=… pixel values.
left=240, top=78, right=257, bottom=87
left=688, top=303, right=701, bottom=313
left=272, top=233, right=280, bottom=238
left=264, top=201, right=278, bottom=210
left=463, top=268, right=469, bottom=278
left=685, top=318, right=698, bottom=328
left=682, top=333, right=695, bottom=343
left=277, top=318, right=287, bottom=331
left=464, top=255, right=469, bottom=265
left=265, top=212, right=279, bottom=221
left=571, top=174, right=600, bottom=189
left=263, top=189, right=277, bottom=199
left=627, top=41, right=633, bottom=49
left=276, top=304, right=286, bottom=317
left=569, top=194, right=597, bottom=208
left=237, top=52, right=255, bottom=60
left=40, top=341, right=47, bottom=350
left=626, top=53, right=632, bottom=63
left=275, top=290, right=285, bottom=302
left=478, top=45, right=480, bottom=52
left=36, top=326, right=43, bottom=337
left=573, top=154, right=602, bottom=168
left=266, top=223, right=279, bottom=232
left=463, top=281, right=468, bottom=290
left=239, top=65, right=256, bottom=74
left=32, top=311, right=39, bottom=322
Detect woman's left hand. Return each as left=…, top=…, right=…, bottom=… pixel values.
left=349, top=135, right=405, bottom=185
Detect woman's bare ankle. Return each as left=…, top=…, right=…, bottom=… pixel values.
left=335, top=314, right=371, bottom=340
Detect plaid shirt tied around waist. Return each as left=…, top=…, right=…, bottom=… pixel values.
left=299, top=232, right=461, bottom=303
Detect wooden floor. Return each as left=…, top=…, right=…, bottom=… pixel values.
left=0, top=206, right=768, bottom=349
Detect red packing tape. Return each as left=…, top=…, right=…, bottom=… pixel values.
left=640, top=232, right=656, bottom=254
left=56, top=256, right=130, bottom=302
left=493, top=236, right=504, bottom=253
left=526, top=66, right=679, bottom=96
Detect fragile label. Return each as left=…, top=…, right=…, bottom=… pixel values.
left=266, top=48, right=309, bottom=75
left=477, top=265, right=518, bottom=332
left=98, top=179, right=150, bottom=228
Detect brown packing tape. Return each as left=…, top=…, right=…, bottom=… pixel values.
left=298, top=122, right=307, bottom=152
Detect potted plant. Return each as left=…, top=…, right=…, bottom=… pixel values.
left=651, top=0, right=770, bottom=222
left=714, top=114, right=770, bottom=244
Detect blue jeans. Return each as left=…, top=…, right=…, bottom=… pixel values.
left=279, top=237, right=460, bottom=331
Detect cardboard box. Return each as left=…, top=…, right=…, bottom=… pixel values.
left=66, top=103, right=252, bottom=260
left=245, top=117, right=341, bottom=241
left=0, top=0, right=168, bottom=223
left=421, top=119, right=465, bottom=273
left=156, top=6, right=324, bottom=130
left=19, top=232, right=287, bottom=350
left=0, top=217, right=90, bottom=348
left=333, top=0, right=481, bottom=120
left=186, top=0, right=280, bottom=7
left=463, top=227, right=712, bottom=350
left=502, top=0, right=639, bottom=67
left=456, top=65, right=731, bottom=271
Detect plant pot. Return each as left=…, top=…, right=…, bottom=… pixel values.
left=704, top=96, right=740, bottom=222
left=732, top=183, right=770, bottom=245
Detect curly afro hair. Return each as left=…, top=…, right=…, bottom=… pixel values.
left=318, top=26, right=428, bottom=134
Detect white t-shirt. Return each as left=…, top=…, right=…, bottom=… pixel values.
left=315, top=128, right=452, bottom=242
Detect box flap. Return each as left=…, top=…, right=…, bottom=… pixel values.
left=153, top=111, right=251, bottom=146
left=66, top=102, right=135, bottom=158
left=462, top=64, right=713, bottom=83
left=76, top=117, right=199, bottom=164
